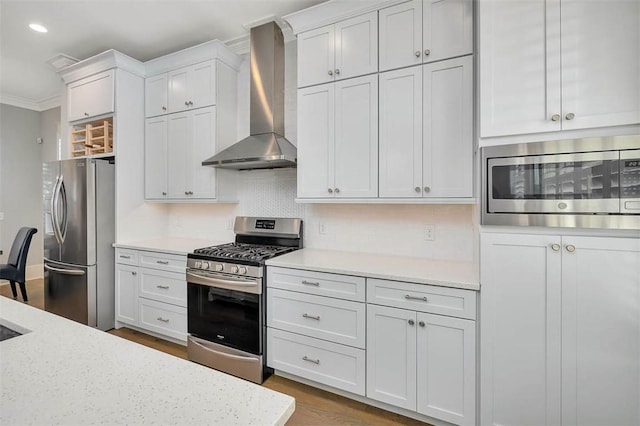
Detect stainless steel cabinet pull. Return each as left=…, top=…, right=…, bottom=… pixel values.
left=415, top=187, right=421, bottom=193
left=302, top=356, right=320, bottom=365
left=335, top=68, right=340, bottom=75
left=565, top=244, right=576, bottom=253
left=302, top=313, right=320, bottom=321
left=132, top=271, right=137, bottom=276
left=551, top=114, right=560, bottom=121
left=424, top=49, right=431, bottom=56
left=156, top=285, right=170, bottom=289
left=335, top=188, right=340, bottom=193
left=156, top=317, right=169, bottom=323
left=156, top=260, right=169, bottom=265
left=328, top=70, right=333, bottom=76
left=405, top=294, right=428, bottom=302
left=408, top=319, right=415, bottom=325
left=302, top=280, right=320, bottom=286
left=120, top=255, right=131, bottom=259
left=551, top=243, right=561, bottom=252
left=162, top=106, right=167, bottom=111
left=423, top=186, right=430, bottom=193
left=328, top=188, right=333, bottom=193
left=185, top=101, right=189, bottom=106
left=565, top=112, right=575, bottom=120
left=84, top=112, right=89, bottom=116
left=419, top=321, right=425, bottom=327
left=162, top=192, right=167, bottom=196
left=415, top=51, right=421, bottom=57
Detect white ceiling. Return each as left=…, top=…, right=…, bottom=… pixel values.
left=0, top=0, right=326, bottom=110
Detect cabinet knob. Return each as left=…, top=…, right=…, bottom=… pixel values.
left=551, top=243, right=561, bottom=252
left=131, top=271, right=137, bottom=276
left=565, top=244, right=576, bottom=253
left=415, top=51, right=421, bottom=57
left=565, top=112, right=575, bottom=120
left=424, top=49, right=431, bottom=56
left=328, top=188, right=333, bottom=193
left=185, top=101, right=189, bottom=106
left=335, top=68, right=340, bottom=75
left=415, top=186, right=421, bottom=193
left=328, top=70, right=333, bottom=76
left=408, top=319, right=415, bottom=326
left=162, top=106, right=167, bottom=111
left=424, top=186, right=430, bottom=193
left=162, top=192, right=167, bottom=196
left=551, top=114, right=560, bottom=121
left=84, top=112, right=89, bottom=117
left=189, top=101, right=194, bottom=106
left=418, top=321, right=425, bottom=327
left=334, top=188, right=340, bottom=193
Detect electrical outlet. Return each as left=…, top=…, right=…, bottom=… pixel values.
left=424, top=224, right=435, bottom=241
left=319, top=222, right=328, bottom=235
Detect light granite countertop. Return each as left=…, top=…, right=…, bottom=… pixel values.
left=0, top=297, right=294, bottom=425
left=113, top=237, right=226, bottom=256
left=266, top=248, right=479, bottom=291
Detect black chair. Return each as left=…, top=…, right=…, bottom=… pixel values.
left=0, top=227, right=37, bottom=302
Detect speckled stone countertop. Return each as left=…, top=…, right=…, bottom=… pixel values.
left=266, top=248, right=479, bottom=291
left=0, top=297, right=294, bottom=425
left=113, top=237, right=226, bottom=256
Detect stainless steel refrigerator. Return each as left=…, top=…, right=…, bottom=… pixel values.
left=43, top=158, right=115, bottom=330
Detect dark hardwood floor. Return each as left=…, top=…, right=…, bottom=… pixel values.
left=1, top=279, right=428, bottom=425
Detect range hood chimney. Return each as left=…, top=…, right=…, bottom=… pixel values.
left=202, top=22, right=296, bottom=170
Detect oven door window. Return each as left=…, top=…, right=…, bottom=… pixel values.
left=188, top=284, right=261, bottom=355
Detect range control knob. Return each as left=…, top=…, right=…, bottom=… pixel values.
left=231, top=265, right=239, bottom=274
left=194, top=261, right=202, bottom=268
left=201, top=262, right=210, bottom=270
left=215, top=264, right=223, bottom=272
left=238, top=266, right=247, bottom=275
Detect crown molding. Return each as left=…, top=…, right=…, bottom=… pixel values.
left=59, top=49, right=145, bottom=83
left=0, top=93, right=61, bottom=112
left=144, top=39, right=243, bottom=76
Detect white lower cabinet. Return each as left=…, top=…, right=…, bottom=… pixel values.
left=481, top=233, right=640, bottom=426
left=115, top=248, right=187, bottom=342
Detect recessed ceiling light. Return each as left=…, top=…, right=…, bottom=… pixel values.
left=29, top=23, right=48, bottom=33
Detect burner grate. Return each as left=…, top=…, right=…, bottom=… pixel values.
left=193, top=242, right=297, bottom=262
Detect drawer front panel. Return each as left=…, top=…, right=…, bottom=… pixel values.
left=368, top=278, right=476, bottom=320
left=267, top=288, right=365, bottom=348
left=139, top=251, right=186, bottom=273
left=267, top=266, right=366, bottom=302
left=139, top=268, right=186, bottom=307
left=139, top=298, right=187, bottom=341
left=267, top=328, right=365, bottom=396
left=115, top=249, right=139, bottom=266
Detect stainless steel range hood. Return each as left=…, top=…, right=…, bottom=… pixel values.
left=203, top=22, right=296, bottom=170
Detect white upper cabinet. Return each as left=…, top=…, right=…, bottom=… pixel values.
left=167, top=60, right=217, bottom=113
left=67, top=70, right=115, bottom=122
left=298, top=12, right=378, bottom=88
left=298, top=74, right=378, bottom=199
left=145, top=74, right=168, bottom=118
left=144, top=116, right=168, bottom=199
left=379, top=0, right=473, bottom=72
left=480, top=0, right=640, bottom=139
left=379, top=56, right=473, bottom=199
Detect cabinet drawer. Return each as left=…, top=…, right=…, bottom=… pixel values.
left=139, top=268, right=186, bottom=307
left=139, top=251, right=186, bottom=273
left=267, top=288, right=365, bottom=348
left=268, top=266, right=366, bottom=302
left=367, top=278, right=477, bottom=320
left=267, top=328, right=365, bottom=396
left=115, top=249, right=139, bottom=266
left=138, top=298, right=187, bottom=342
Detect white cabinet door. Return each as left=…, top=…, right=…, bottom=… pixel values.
left=479, top=0, right=561, bottom=137
left=167, top=66, right=190, bottom=113
left=423, top=55, right=473, bottom=198
left=189, top=60, right=217, bottom=110
left=334, top=12, right=378, bottom=81
left=416, top=313, right=476, bottom=426
left=334, top=74, right=378, bottom=198
left=166, top=112, right=190, bottom=199
left=145, top=74, right=168, bottom=118
left=189, top=106, right=217, bottom=199
left=297, top=25, right=335, bottom=88
left=480, top=232, right=562, bottom=426
left=560, top=236, right=640, bottom=426
left=67, top=70, right=115, bottom=122
left=144, top=116, right=168, bottom=200
left=379, top=66, right=423, bottom=198
left=423, top=0, right=473, bottom=63
left=560, top=0, right=640, bottom=131
left=379, top=0, right=423, bottom=72
left=366, top=304, right=417, bottom=411
left=115, top=263, right=138, bottom=325
left=297, top=83, right=334, bottom=198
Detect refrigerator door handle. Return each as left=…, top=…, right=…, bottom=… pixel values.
left=51, top=175, right=62, bottom=244
left=59, top=178, right=68, bottom=242
left=44, top=263, right=86, bottom=276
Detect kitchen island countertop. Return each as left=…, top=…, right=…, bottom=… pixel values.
left=0, top=297, right=295, bottom=425
left=266, top=248, right=479, bottom=291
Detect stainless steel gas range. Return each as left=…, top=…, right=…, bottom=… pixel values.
left=186, top=217, right=303, bottom=383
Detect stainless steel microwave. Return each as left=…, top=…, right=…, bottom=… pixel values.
left=481, top=135, right=640, bottom=229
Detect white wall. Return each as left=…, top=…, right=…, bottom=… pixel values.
left=41, top=107, right=61, bottom=163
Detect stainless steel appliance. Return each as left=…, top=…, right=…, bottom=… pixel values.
left=42, top=158, right=115, bottom=330
left=186, top=216, right=302, bottom=383
left=482, top=135, right=640, bottom=229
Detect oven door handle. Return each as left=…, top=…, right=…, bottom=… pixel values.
left=187, top=271, right=261, bottom=293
